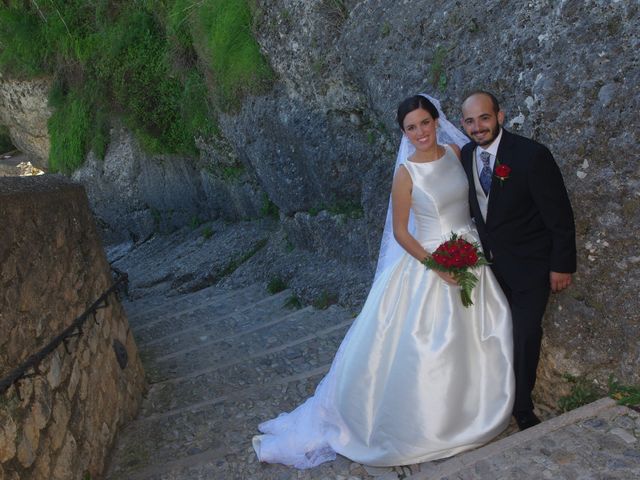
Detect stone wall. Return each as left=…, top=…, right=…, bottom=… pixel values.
left=0, top=175, right=145, bottom=479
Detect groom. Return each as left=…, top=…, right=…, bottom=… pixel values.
left=460, top=91, right=576, bottom=430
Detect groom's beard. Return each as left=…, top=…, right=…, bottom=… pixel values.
left=474, top=124, right=501, bottom=147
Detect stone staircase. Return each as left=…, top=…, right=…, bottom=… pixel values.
left=105, top=283, right=369, bottom=479
left=106, top=283, right=640, bottom=480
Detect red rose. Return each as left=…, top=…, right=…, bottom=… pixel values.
left=495, top=164, right=511, bottom=180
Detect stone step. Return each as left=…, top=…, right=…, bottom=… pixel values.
left=124, top=283, right=266, bottom=324
left=407, top=397, right=640, bottom=480
left=140, top=318, right=352, bottom=415
left=137, top=290, right=296, bottom=354
left=147, top=305, right=351, bottom=382
left=122, top=283, right=227, bottom=319
left=107, top=366, right=379, bottom=480
left=106, top=370, right=329, bottom=480
left=131, top=289, right=291, bottom=346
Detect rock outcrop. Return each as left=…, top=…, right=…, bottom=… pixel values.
left=0, top=73, right=51, bottom=168
left=72, top=125, right=265, bottom=244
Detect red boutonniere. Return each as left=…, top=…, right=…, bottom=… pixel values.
left=494, top=163, right=511, bottom=182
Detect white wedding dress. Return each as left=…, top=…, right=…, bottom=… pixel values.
left=253, top=145, right=514, bottom=468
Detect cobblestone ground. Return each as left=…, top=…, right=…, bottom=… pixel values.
left=105, top=284, right=639, bottom=479
left=408, top=399, right=640, bottom=480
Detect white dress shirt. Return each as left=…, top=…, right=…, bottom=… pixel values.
left=475, top=127, right=504, bottom=178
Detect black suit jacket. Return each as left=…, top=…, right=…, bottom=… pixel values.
left=461, top=129, right=576, bottom=291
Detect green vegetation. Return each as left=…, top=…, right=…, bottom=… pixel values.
left=220, top=164, right=245, bottom=182
left=150, top=208, right=162, bottom=229
left=284, top=235, right=295, bottom=252
left=180, top=0, right=274, bottom=108
left=381, top=22, right=391, bottom=38
left=47, top=92, right=91, bottom=173
left=558, top=374, right=640, bottom=412
left=201, top=224, right=214, bottom=239
left=608, top=377, right=640, bottom=406
left=189, top=215, right=205, bottom=229
left=327, top=200, right=364, bottom=219
left=266, top=277, right=287, bottom=294
left=430, top=45, right=448, bottom=93
left=367, top=130, right=377, bottom=144
left=313, top=291, right=337, bottom=310
left=311, top=58, right=326, bottom=75
left=0, top=0, right=272, bottom=172
left=284, top=295, right=302, bottom=310
left=260, top=193, right=280, bottom=219
left=204, top=161, right=245, bottom=183
left=558, top=374, right=602, bottom=413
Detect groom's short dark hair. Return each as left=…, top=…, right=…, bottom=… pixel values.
left=464, top=90, right=501, bottom=114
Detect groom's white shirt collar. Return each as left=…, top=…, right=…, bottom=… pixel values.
left=475, top=127, right=504, bottom=176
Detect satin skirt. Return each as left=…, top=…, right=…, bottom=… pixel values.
left=253, top=238, right=514, bottom=469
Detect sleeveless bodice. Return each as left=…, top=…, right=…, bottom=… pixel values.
left=402, top=145, right=474, bottom=249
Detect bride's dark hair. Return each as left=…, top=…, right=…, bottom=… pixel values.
left=397, top=95, right=440, bottom=131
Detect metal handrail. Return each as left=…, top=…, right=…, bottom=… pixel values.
left=0, top=268, right=128, bottom=396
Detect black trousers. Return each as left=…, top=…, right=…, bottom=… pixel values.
left=492, top=269, right=550, bottom=413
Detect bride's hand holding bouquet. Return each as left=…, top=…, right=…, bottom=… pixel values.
left=422, top=233, right=490, bottom=307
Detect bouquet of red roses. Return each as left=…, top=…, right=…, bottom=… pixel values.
left=421, top=232, right=489, bottom=307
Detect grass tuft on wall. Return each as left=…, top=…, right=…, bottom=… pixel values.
left=48, top=93, right=91, bottom=174
left=172, top=0, right=273, bottom=110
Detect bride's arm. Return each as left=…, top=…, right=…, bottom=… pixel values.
left=391, top=166, right=458, bottom=285
left=391, top=166, right=429, bottom=262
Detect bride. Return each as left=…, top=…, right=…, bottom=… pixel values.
left=252, top=94, right=514, bottom=468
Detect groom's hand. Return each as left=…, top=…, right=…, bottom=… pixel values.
left=550, top=272, right=572, bottom=293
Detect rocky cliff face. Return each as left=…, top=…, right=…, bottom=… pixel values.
left=1, top=0, right=638, bottom=403
left=0, top=73, right=51, bottom=168
left=245, top=0, right=640, bottom=401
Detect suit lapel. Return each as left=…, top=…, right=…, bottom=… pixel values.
left=462, top=144, right=485, bottom=228
left=485, top=129, right=514, bottom=226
